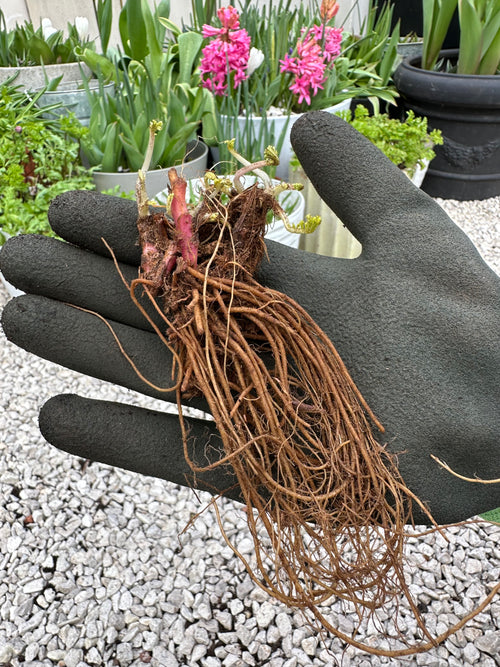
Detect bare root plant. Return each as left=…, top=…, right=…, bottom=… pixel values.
left=106, top=125, right=499, bottom=657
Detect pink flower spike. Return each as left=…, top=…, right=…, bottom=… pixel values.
left=199, top=9, right=251, bottom=96
left=217, top=6, right=240, bottom=30
left=280, top=22, right=342, bottom=106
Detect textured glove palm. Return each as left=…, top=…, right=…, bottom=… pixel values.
left=1, top=111, right=499, bottom=524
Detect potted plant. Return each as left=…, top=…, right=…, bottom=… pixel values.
left=396, top=31, right=424, bottom=61
left=393, top=0, right=500, bottom=200
left=0, top=79, right=94, bottom=295
left=340, top=0, right=401, bottom=115
left=78, top=0, right=211, bottom=196
left=196, top=1, right=345, bottom=180
left=197, top=0, right=402, bottom=180
left=345, top=105, right=442, bottom=181
left=0, top=10, right=94, bottom=90
left=293, top=106, right=443, bottom=258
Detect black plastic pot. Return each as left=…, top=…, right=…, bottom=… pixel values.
left=393, top=50, right=500, bottom=200
left=377, top=2, right=459, bottom=49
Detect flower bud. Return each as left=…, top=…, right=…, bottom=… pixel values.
left=320, top=0, right=339, bottom=21
left=246, top=48, right=265, bottom=76
left=75, top=16, right=89, bottom=41
left=41, top=17, right=58, bottom=39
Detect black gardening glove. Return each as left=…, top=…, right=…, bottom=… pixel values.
left=1, top=111, right=499, bottom=524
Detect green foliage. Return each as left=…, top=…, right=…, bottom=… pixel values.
left=337, top=0, right=401, bottom=111
left=201, top=0, right=401, bottom=164
left=0, top=10, right=95, bottom=67
left=189, top=0, right=218, bottom=32
left=343, top=106, right=443, bottom=177
left=238, top=0, right=400, bottom=113
left=0, top=80, right=94, bottom=243
left=79, top=0, right=213, bottom=173
left=92, top=0, right=113, bottom=56
left=422, top=0, right=500, bottom=74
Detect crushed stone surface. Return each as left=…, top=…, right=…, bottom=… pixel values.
left=0, top=195, right=499, bottom=666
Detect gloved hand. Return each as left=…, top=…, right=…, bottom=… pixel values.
left=1, top=111, right=498, bottom=524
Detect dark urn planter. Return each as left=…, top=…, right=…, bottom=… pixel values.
left=393, top=50, right=500, bottom=200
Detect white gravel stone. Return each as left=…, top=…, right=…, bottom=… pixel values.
left=46, top=650, right=66, bottom=661
left=23, top=579, right=46, bottom=594
left=64, top=648, right=84, bottom=667
left=474, top=631, right=500, bottom=655
left=152, top=645, right=178, bottom=666
left=255, top=601, right=276, bottom=629
left=300, top=637, right=317, bottom=656
left=463, top=642, right=481, bottom=664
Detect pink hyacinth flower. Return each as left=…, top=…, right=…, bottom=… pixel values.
left=280, top=24, right=343, bottom=106
left=200, top=5, right=251, bottom=96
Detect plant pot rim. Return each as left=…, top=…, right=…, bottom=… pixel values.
left=223, top=99, right=353, bottom=121
left=34, top=79, right=114, bottom=94
left=394, top=49, right=500, bottom=108
left=401, top=49, right=500, bottom=81
left=0, top=62, right=91, bottom=89
left=94, top=139, right=208, bottom=177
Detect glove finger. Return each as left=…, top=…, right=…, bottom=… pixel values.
left=2, top=212, right=349, bottom=335
left=291, top=111, right=453, bottom=258
left=48, top=190, right=141, bottom=264
left=40, top=394, right=241, bottom=501
left=0, top=234, right=163, bottom=333
left=1, top=294, right=207, bottom=411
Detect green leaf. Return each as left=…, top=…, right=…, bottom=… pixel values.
left=377, top=22, right=400, bottom=85
left=141, top=0, right=163, bottom=79
left=178, top=32, right=204, bottom=84
left=479, top=5, right=500, bottom=74
left=95, top=0, right=113, bottom=55
left=422, top=0, right=458, bottom=70
left=457, top=0, right=483, bottom=74
left=120, top=0, right=148, bottom=61
left=119, top=133, right=144, bottom=171
left=132, top=112, right=149, bottom=151
left=101, top=123, right=120, bottom=172
left=28, top=34, right=55, bottom=65
left=158, top=16, right=181, bottom=38
left=79, top=48, right=116, bottom=81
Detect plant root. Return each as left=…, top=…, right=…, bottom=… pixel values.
left=127, top=166, right=499, bottom=656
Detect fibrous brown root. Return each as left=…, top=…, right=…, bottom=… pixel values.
left=126, top=168, right=499, bottom=657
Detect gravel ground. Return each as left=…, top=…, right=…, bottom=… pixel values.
left=0, top=195, right=499, bottom=667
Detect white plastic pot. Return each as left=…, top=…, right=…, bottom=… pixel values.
left=156, top=174, right=306, bottom=250
left=92, top=140, right=209, bottom=198
left=217, top=99, right=353, bottom=181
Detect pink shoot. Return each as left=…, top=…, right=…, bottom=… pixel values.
left=168, top=169, right=198, bottom=267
